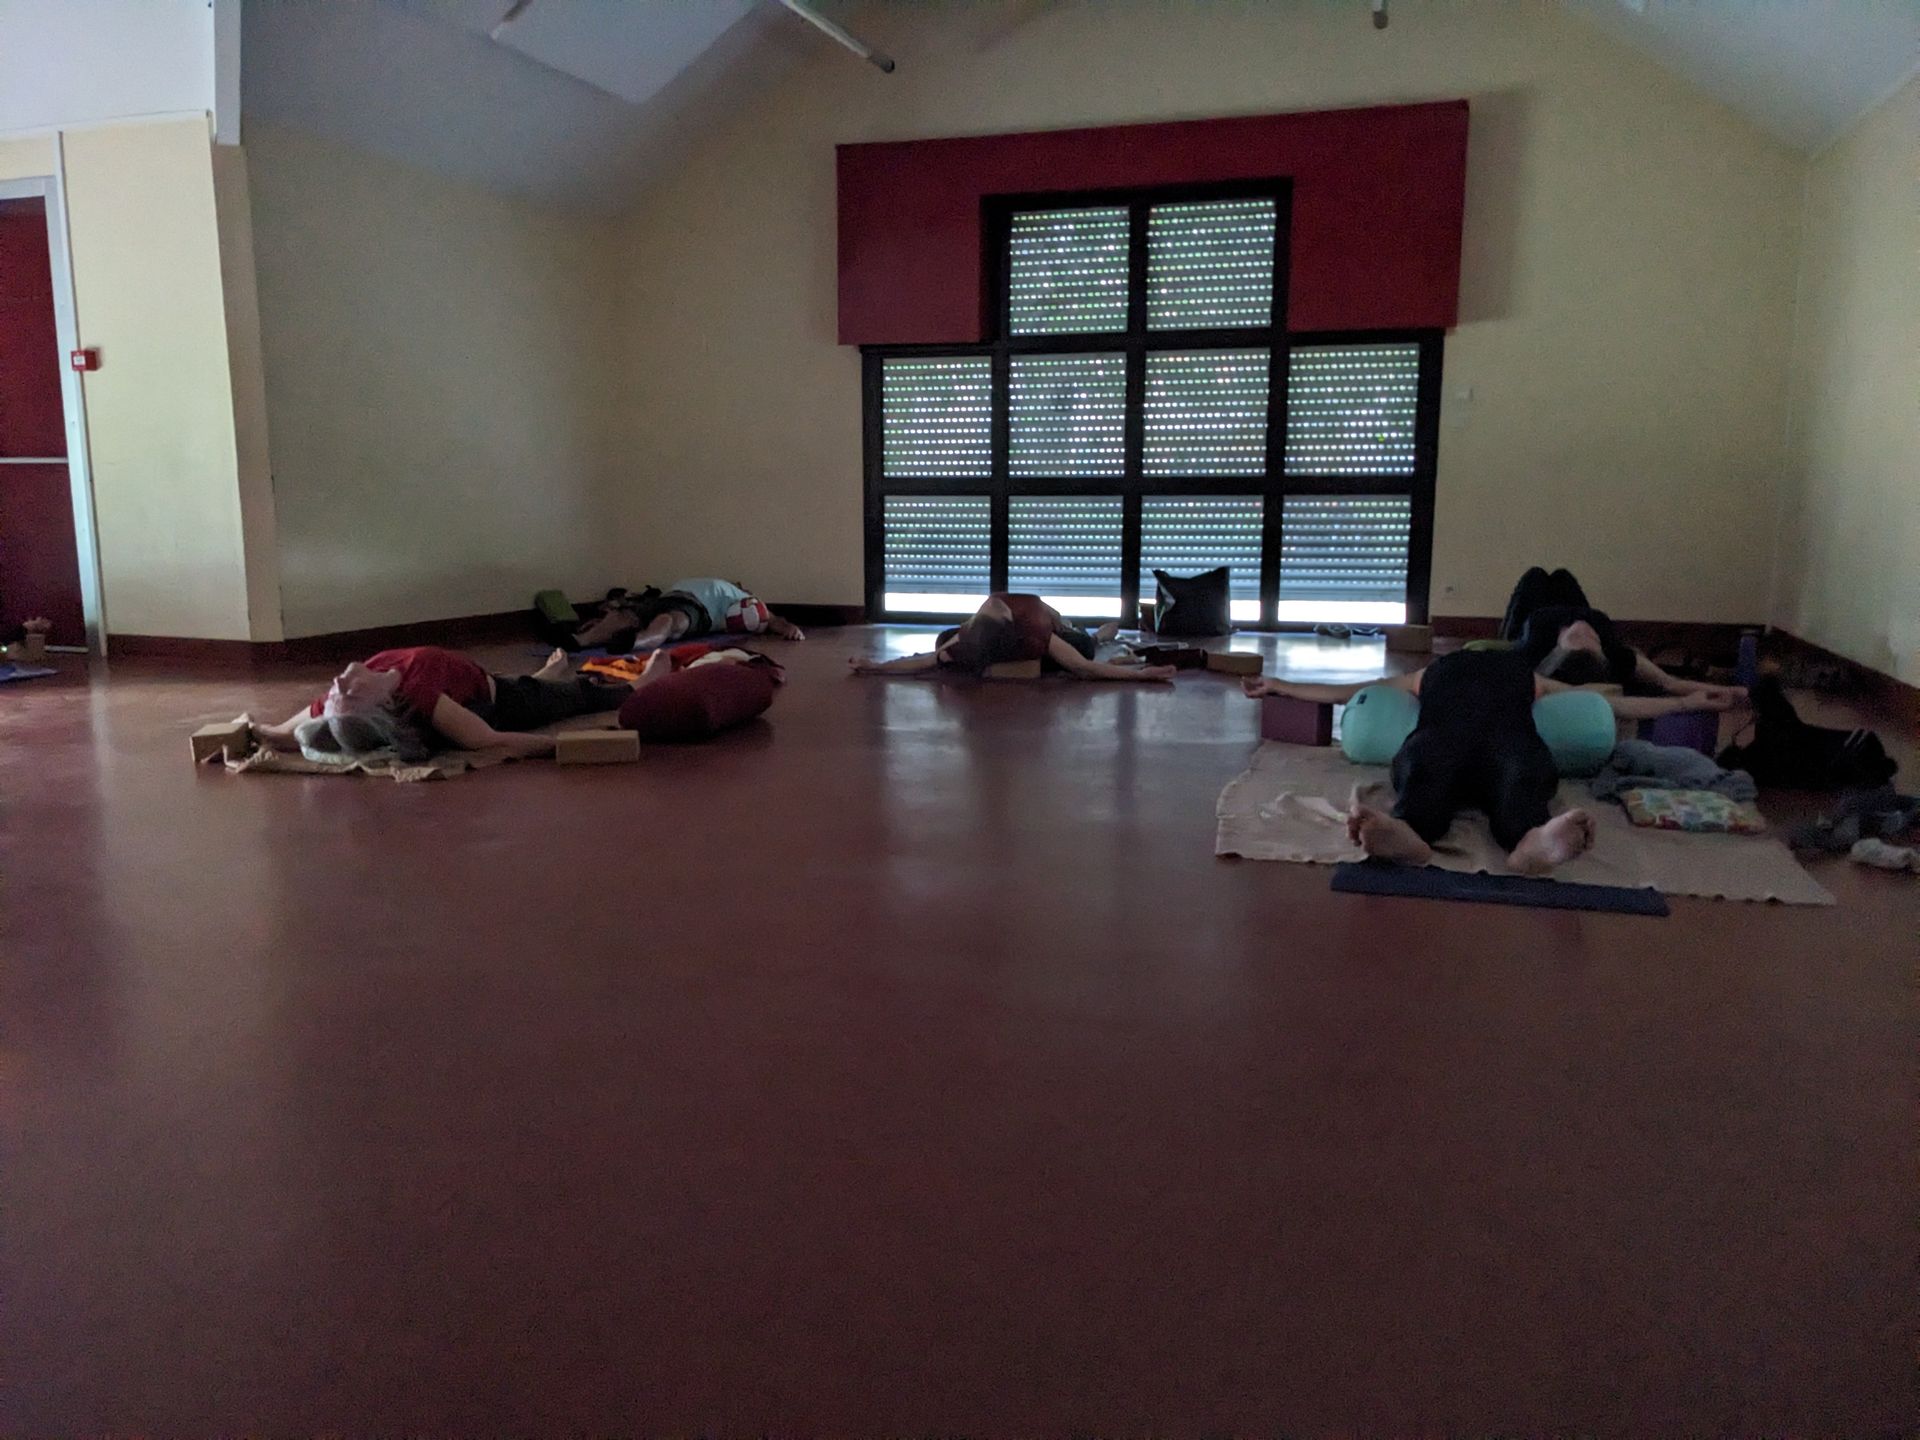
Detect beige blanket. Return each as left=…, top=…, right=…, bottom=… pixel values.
left=1217, top=742, right=1833, bottom=906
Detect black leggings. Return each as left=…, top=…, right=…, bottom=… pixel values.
left=476, top=675, right=627, bottom=732
left=1390, top=724, right=1558, bottom=853
left=1500, top=567, right=1590, bottom=642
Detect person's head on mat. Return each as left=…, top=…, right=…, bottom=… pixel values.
left=933, top=596, right=1024, bottom=672
left=322, top=658, right=405, bottom=717
left=293, top=709, right=428, bottom=761
left=1537, top=630, right=1615, bottom=688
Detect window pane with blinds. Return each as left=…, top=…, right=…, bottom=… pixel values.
left=1009, top=353, right=1126, bottom=477
left=881, top=356, right=992, bottom=477
left=1140, top=496, right=1264, bottom=623
left=1142, top=351, right=1269, bottom=476
left=883, top=495, right=990, bottom=614
left=1283, top=344, right=1420, bottom=476
left=1007, top=207, right=1130, bottom=335
left=1146, top=198, right=1277, bottom=329
left=1008, top=496, right=1123, bottom=617
left=1277, top=495, right=1411, bottom=624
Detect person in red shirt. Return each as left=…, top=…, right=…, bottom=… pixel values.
left=253, top=646, right=666, bottom=760
left=849, top=593, right=1174, bottom=682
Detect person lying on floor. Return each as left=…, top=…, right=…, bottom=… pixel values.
left=571, top=578, right=804, bottom=652
left=1245, top=647, right=1735, bottom=874
left=1500, top=566, right=1744, bottom=702
left=848, top=593, right=1176, bottom=682
left=252, top=645, right=677, bottom=761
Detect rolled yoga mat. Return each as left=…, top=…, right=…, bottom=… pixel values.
left=1340, top=683, right=1617, bottom=776
left=1331, top=859, right=1671, bottom=916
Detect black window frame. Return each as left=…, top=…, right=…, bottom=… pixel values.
left=862, top=176, right=1442, bottom=628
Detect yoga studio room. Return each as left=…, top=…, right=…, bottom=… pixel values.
left=3, top=0, right=1915, bottom=1430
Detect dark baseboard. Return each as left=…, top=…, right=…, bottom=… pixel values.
left=109, top=609, right=540, bottom=668
left=1772, top=629, right=1920, bottom=730
left=1433, top=615, right=1761, bottom=667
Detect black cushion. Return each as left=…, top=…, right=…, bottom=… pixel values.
left=1153, top=567, right=1231, bottom=637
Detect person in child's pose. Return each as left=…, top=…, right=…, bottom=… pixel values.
left=1246, top=647, right=1735, bottom=874
left=849, top=593, right=1175, bottom=683
left=572, top=578, right=805, bottom=652
left=252, top=646, right=678, bottom=760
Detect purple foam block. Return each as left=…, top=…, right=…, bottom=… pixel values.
left=1262, top=694, right=1334, bottom=746
left=1637, top=707, right=1721, bottom=756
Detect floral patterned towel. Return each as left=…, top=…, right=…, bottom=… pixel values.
left=1620, top=787, right=1767, bottom=834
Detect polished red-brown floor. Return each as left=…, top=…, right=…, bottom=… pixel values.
left=4, top=630, right=1915, bottom=1432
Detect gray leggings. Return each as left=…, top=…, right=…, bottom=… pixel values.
left=473, top=674, right=627, bottom=732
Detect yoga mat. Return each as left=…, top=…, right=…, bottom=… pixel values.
left=0, top=663, right=56, bottom=684
left=1331, top=859, right=1671, bottom=916
left=1217, top=741, right=1834, bottom=906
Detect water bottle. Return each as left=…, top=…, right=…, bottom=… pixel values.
left=1736, top=630, right=1760, bottom=689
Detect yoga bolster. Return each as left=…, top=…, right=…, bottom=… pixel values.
left=1339, top=684, right=1616, bottom=776
left=618, top=663, right=774, bottom=742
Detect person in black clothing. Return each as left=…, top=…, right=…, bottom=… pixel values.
left=1248, top=648, right=1734, bottom=873
left=1500, top=566, right=1745, bottom=703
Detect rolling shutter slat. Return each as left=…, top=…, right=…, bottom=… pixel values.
left=1142, top=351, right=1270, bottom=476
left=1278, top=496, right=1411, bottom=603
left=1009, top=354, right=1127, bottom=477
left=883, top=496, right=990, bottom=607
left=881, top=357, right=992, bottom=477
left=1007, top=207, right=1130, bottom=335
left=1146, top=198, right=1277, bottom=329
left=1139, top=496, right=1263, bottom=607
left=1283, top=344, right=1420, bottom=476
left=1009, top=496, right=1123, bottom=605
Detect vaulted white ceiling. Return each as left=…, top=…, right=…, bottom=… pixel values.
left=1560, top=0, right=1920, bottom=153
left=242, top=0, right=1920, bottom=217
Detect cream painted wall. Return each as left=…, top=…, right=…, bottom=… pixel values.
left=246, top=123, right=622, bottom=637
left=63, top=118, right=256, bottom=640
left=612, top=0, right=1802, bottom=620
left=1774, top=77, right=1920, bottom=685
left=0, top=133, right=56, bottom=177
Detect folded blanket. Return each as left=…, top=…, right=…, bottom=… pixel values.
left=1620, top=787, right=1767, bottom=835
left=1591, top=739, right=1757, bottom=802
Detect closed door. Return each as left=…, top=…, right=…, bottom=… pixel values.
left=0, top=197, right=83, bottom=646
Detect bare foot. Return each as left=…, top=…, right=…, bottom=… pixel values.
left=1509, top=809, right=1597, bottom=875
left=627, top=647, right=676, bottom=690
left=531, top=647, right=571, bottom=682
left=1093, top=620, right=1121, bottom=644
left=1347, top=801, right=1434, bottom=864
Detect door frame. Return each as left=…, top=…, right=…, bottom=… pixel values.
left=0, top=162, right=106, bottom=653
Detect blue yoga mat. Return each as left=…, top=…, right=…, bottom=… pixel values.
left=0, top=663, right=56, bottom=684
left=1331, top=859, right=1670, bottom=916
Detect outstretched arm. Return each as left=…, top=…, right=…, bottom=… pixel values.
left=429, top=695, right=557, bottom=757
left=848, top=652, right=941, bottom=676
left=1242, top=670, right=1423, bottom=703
left=1047, top=635, right=1175, bottom=682
left=1633, top=651, right=1745, bottom=704
left=253, top=706, right=313, bottom=752
left=1539, top=675, right=1733, bottom=720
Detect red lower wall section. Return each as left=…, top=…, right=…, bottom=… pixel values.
left=838, top=100, right=1469, bottom=345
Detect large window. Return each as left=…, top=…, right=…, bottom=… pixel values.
left=863, top=181, right=1440, bottom=626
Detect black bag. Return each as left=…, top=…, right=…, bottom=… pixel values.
left=1717, top=676, right=1898, bottom=790
left=1153, top=567, right=1231, bottom=637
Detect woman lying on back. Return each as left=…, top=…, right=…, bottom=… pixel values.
left=849, top=593, right=1175, bottom=682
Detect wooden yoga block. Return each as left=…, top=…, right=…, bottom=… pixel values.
left=1384, top=624, right=1433, bottom=654
left=1204, top=651, right=1263, bottom=677
left=556, top=728, right=640, bottom=765
left=190, top=719, right=252, bottom=764
left=983, top=659, right=1042, bottom=680
left=1261, top=694, right=1334, bottom=746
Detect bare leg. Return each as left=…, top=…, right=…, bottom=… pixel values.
left=1347, top=800, right=1435, bottom=865
left=572, top=607, right=636, bottom=648
left=629, top=612, right=690, bottom=654
left=1508, top=809, right=1597, bottom=875
left=531, top=647, right=571, bottom=682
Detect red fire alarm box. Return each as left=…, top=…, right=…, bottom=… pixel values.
left=70, top=347, right=99, bottom=371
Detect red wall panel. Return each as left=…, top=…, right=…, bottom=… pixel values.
left=0, top=203, right=67, bottom=459
left=838, top=100, right=1468, bottom=345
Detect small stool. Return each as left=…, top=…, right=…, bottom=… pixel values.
left=1261, top=694, right=1334, bottom=746
left=1638, top=708, right=1720, bottom=756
